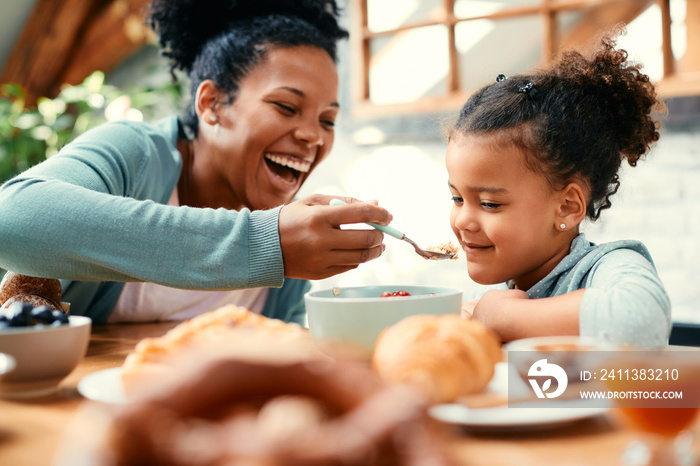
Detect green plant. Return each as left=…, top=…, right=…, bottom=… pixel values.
left=0, top=71, right=185, bottom=184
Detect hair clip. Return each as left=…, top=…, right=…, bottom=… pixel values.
left=496, top=74, right=507, bottom=83
left=518, top=82, right=537, bottom=97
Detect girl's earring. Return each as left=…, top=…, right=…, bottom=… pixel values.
left=209, top=115, right=217, bottom=123
left=559, top=223, right=566, bottom=230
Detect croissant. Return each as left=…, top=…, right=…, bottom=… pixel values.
left=372, top=314, right=501, bottom=404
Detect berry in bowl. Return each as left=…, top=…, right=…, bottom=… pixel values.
left=304, top=285, right=461, bottom=360
left=0, top=301, right=91, bottom=399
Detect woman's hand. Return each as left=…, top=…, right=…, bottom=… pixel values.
left=278, top=194, right=392, bottom=280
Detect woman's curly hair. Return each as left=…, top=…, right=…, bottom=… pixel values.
left=148, top=0, right=348, bottom=136
left=452, top=26, right=663, bottom=220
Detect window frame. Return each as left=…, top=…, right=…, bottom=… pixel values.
left=350, top=0, right=700, bottom=119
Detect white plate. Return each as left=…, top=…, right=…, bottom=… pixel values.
left=77, top=367, right=127, bottom=404
left=429, top=362, right=609, bottom=432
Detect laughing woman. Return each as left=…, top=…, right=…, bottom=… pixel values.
left=0, top=0, right=392, bottom=325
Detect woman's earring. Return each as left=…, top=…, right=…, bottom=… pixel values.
left=560, top=223, right=566, bottom=230
left=208, top=115, right=217, bottom=123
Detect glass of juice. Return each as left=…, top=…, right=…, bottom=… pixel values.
left=604, top=348, right=700, bottom=466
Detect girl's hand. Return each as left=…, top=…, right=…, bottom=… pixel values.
left=279, top=194, right=392, bottom=280
left=471, top=289, right=530, bottom=336
left=461, top=300, right=477, bottom=319
left=471, top=289, right=582, bottom=342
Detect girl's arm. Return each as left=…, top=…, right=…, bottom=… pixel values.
left=470, top=288, right=582, bottom=342
left=579, top=249, right=671, bottom=348
left=470, top=249, right=671, bottom=347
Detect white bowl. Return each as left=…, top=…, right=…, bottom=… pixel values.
left=0, top=316, right=91, bottom=399
left=305, top=285, right=461, bottom=359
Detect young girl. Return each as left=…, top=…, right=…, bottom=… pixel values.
left=448, top=30, right=671, bottom=348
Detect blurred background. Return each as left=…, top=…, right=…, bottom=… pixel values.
left=1, top=0, right=698, bottom=323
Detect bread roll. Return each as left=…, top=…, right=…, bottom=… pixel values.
left=372, top=314, right=501, bottom=404
left=1, top=294, right=62, bottom=311
left=120, top=305, right=317, bottom=396
left=0, top=272, right=63, bottom=311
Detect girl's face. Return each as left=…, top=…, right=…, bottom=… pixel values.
left=199, top=45, right=339, bottom=211
left=446, top=132, right=572, bottom=290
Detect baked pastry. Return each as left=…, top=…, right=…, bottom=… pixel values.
left=0, top=271, right=65, bottom=311
left=56, top=356, right=457, bottom=466
left=120, top=305, right=316, bottom=396
left=372, top=314, right=501, bottom=404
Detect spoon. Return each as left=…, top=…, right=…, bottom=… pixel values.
left=329, top=199, right=455, bottom=260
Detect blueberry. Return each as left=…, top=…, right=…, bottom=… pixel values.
left=20, top=302, right=33, bottom=313
left=51, top=310, right=69, bottom=324
left=9, top=310, right=29, bottom=327
left=31, top=306, right=56, bottom=324
left=5, top=301, right=25, bottom=315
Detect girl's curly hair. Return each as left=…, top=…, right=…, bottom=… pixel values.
left=148, top=0, right=348, bottom=136
left=452, top=26, right=663, bottom=220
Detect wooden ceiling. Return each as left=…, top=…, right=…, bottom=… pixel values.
left=0, top=0, right=153, bottom=106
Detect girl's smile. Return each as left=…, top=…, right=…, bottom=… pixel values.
left=446, top=132, right=573, bottom=290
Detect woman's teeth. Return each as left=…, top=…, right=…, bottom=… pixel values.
left=265, top=154, right=311, bottom=173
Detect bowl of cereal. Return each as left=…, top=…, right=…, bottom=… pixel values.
left=0, top=302, right=91, bottom=399
left=304, top=285, right=461, bottom=359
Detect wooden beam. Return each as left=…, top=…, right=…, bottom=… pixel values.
left=58, top=0, right=154, bottom=90
left=444, top=0, right=459, bottom=93
left=556, top=0, right=654, bottom=56
left=0, top=0, right=100, bottom=105
left=350, top=0, right=370, bottom=102
left=659, top=0, right=674, bottom=77
left=682, top=0, right=700, bottom=73
left=542, top=0, right=557, bottom=64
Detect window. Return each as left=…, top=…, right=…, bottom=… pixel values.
left=350, top=0, right=700, bottom=118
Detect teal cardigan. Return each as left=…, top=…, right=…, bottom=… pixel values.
left=0, top=116, right=309, bottom=325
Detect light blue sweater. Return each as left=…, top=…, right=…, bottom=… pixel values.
left=509, top=234, right=671, bottom=348
left=0, top=116, right=309, bottom=325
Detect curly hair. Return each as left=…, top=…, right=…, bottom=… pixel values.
left=451, top=27, right=663, bottom=220
left=148, top=0, right=348, bottom=136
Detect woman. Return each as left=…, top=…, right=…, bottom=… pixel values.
left=0, top=0, right=391, bottom=325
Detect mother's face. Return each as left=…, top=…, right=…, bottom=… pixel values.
left=197, top=45, right=339, bottom=211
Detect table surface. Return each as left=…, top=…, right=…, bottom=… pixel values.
left=0, top=322, right=698, bottom=466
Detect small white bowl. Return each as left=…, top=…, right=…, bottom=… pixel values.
left=0, top=316, right=91, bottom=399
left=305, top=285, right=461, bottom=359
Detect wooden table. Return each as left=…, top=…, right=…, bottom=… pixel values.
left=0, top=323, right=698, bottom=466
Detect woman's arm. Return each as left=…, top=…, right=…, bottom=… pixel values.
left=0, top=121, right=284, bottom=290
